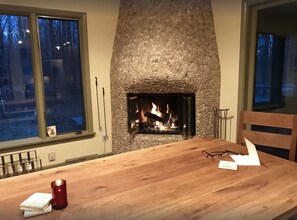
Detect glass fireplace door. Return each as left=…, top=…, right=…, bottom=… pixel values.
left=127, top=93, right=195, bottom=135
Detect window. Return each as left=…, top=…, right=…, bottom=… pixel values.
left=253, top=33, right=285, bottom=109
left=0, top=14, right=37, bottom=141
left=38, top=18, right=85, bottom=134
left=0, top=6, right=93, bottom=149
left=241, top=0, right=297, bottom=114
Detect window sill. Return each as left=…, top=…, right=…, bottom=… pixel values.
left=0, top=132, right=96, bottom=152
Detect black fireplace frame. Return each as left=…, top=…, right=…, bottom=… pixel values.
left=127, top=93, right=195, bottom=135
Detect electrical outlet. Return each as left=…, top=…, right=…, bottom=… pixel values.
left=48, top=152, right=56, bottom=162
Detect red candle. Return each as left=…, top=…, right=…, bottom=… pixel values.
left=51, top=179, right=68, bottom=209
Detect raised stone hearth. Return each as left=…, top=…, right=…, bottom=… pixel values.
left=110, top=0, right=220, bottom=154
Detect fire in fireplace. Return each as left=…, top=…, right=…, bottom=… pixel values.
left=127, top=93, right=195, bottom=135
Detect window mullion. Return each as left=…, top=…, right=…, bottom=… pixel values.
left=29, top=13, right=47, bottom=140
left=79, top=15, right=93, bottom=133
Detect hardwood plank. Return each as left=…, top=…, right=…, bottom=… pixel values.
left=242, top=111, right=295, bottom=128
left=242, top=130, right=292, bottom=149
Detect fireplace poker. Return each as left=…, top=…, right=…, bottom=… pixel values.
left=213, top=108, right=229, bottom=139
left=102, top=87, right=108, bottom=141
left=95, top=77, right=102, bottom=131
left=223, top=109, right=229, bottom=140
left=213, top=108, right=218, bottom=138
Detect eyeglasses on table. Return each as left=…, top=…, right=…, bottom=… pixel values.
left=202, top=149, right=242, bottom=159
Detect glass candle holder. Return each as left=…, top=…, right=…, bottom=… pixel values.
left=51, top=179, right=68, bottom=209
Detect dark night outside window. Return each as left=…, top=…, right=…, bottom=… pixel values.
left=38, top=18, right=85, bottom=134
left=254, top=34, right=284, bottom=108
left=0, top=15, right=37, bottom=141
left=0, top=10, right=90, bottom=145
left=253, top=33, right=297, bottom=111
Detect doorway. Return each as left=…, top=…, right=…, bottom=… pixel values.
left=254, top=3, right=297, bottom=114
left=240, top=0, right=297, bottom=160
left=241, top=0, right=297, bottom=113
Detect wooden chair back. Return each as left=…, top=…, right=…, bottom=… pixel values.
left=237, top=111, right=297, bottom=161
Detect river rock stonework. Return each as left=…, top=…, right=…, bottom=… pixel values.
left=110, top=0, right=220, bottom=154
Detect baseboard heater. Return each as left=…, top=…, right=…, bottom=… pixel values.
left=65, top=154, right=99, bottom=165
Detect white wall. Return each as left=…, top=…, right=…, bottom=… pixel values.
left=0, top=0, right=120, bottom=167
left=211, top=0, right=243, bottom=142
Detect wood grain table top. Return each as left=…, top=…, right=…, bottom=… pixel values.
left=0, top=138, right=297, bottom=219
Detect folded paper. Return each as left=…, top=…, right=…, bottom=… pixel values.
left=231, top=138, right=261, bottom=166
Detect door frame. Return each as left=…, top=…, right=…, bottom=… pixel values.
left=238, top=0, right=297, bottom=112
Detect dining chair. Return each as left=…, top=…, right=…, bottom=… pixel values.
left=237, top=111, right=297, bottom=161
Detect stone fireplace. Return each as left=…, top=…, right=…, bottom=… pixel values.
left=110, top=0, right=220, bottom=154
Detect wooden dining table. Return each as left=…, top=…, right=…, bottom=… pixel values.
left=0, top=138, right=297, bottom=220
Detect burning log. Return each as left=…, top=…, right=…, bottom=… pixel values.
left=144, top=112, right=167, bottom=124
left=159, top=110, right=170, bottom=121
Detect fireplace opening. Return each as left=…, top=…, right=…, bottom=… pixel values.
left=127, top=93, right=195, bottom=135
